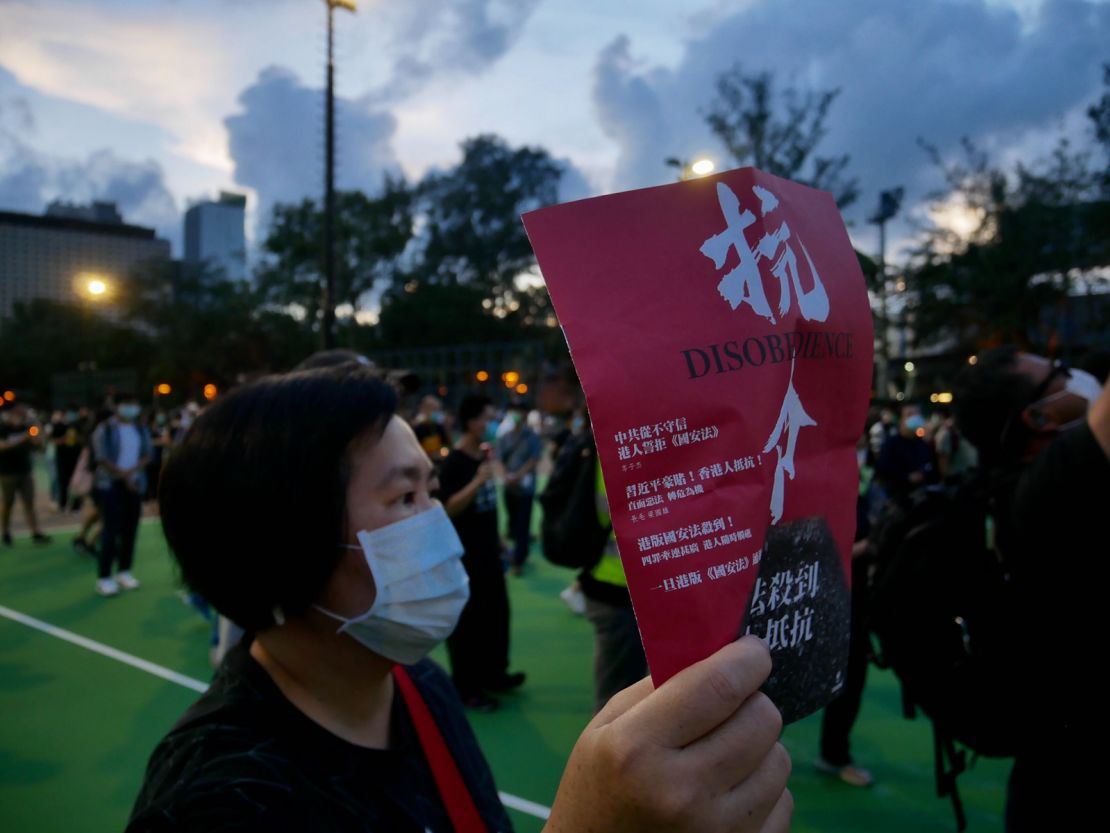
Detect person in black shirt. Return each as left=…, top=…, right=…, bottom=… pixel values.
left=128, top=366, right=794, bottom=833
left=875, top=405, right=936, bottom=507
left=49, top=404, right=84, bottom=512
left=954, top=347, right=1110, bottom=833
left=0, top=404, right=50, bottom=546
left=439, top=394, right=521, bottom=710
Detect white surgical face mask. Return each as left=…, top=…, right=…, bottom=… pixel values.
left=1065, top=369, right=1103, bottom=405
left=1030, top=368, right=1104, bottom=431
left=315, top=504, right=469, bottom=665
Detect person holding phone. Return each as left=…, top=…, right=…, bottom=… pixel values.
left=438, top=394, right=523, bottom=711
left=0, top=403, right=51, bottom=546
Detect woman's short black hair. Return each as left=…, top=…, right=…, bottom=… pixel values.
left=294, top=349, right=374, bottom=371
left=159, top=366, right=397, bottom=631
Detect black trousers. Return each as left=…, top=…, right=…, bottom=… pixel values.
left=503, top=489, right=534, bottom=567
left=820, top=558, right=870, bottom=765
left=96, top=483, right=142, bottom=579
left=447, top=549, right=511, bottom=698
left=1006, top=733, right=1089, bottom=832
left=584, top=595, right=647, bottom=714
left=55, top=448, right=80, bottom=510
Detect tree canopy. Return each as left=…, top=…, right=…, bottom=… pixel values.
left=704, top=65, right=859, bottom=208
left=907, top=69, right=1110, bottom=358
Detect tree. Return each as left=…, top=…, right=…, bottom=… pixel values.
left=907, top=122, right=1110, bottom=357
left=375, top=134, right=565, bottom=349
left=1088, top=62, right=1110, bottom=195
left=0, top=298, right=150, bottom=403
left=255, top=178, right=414, bottom=325
left=408, top=134, right=562, bottom=293
left=704, top=66, right=859, bottom=208
left=251, top=134, right=567, bottom=355
left=122, top=259, right=316, bottom=393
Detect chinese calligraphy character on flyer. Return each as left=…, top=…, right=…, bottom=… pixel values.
left=523, top=168, right=873, bottom=722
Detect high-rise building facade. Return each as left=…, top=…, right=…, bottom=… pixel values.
left=0, top=207, right=171, bottom=321
left=183, top=191, right=248, bottom=282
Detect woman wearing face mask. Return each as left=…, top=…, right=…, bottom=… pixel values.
left=128, top=366, right=792, bottom=833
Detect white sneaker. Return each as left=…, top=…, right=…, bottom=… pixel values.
left=559, top=585, right=587, bottom=616
left=97, top=577, right=121, bottom=597
left=815, top=757, right=875, bottom=788
left=116, top=571, right=140, bottom=591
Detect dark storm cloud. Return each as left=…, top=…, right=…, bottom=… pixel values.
left=593, top=0, right=1110, bottom=225
left=224, top=65, right=401, bottom=227
left=370, top=0, right=542, bottom=103
left=1, top=67, right=179, bottom=245
left=225, top=0, right=546, bottom=227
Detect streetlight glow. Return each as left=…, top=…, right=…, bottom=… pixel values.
left=904, top=361, right=915, bottom=373
left=690, top=159, right=715, bottom=176
left=476, top=370, right=490, bottom=382
left=515, top=383, right=529, bottom=395
left=203, top=384, right=218, bottom=401
left=76, top=272, right=114, bottom=301
left=156, top=383, right=172, bottom=396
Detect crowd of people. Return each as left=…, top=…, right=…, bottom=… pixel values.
left=815, top=348, right=1109, bottom=833
left=123, top=354, right=792, bottom=833
left=0, top=396, right=206, bottom=596
left=3, top=343, right=1106, bottom=832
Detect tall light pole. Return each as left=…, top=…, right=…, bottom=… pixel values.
left=868, top=187, right=903, bottom=399
left=322, top=0, right=357, bottom=350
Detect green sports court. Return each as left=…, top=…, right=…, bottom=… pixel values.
left=1, top=514, right=1008, bottom=832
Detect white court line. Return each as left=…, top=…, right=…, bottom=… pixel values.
left=0, top=604, right=551, bottom=820
left=0, top=604, right=208, bottom=693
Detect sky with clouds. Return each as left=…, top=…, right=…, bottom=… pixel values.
left=0, top=0, right=1106, bottom=258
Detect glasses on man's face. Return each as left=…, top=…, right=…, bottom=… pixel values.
left=998, top=360, right=1072, bottom=453
left=1028, top=359, right=1070, bottom=403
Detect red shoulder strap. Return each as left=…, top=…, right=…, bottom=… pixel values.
left=392, top=666, right=488, bottom=833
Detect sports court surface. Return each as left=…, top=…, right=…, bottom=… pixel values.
left=1, top=517, right=1008, bottom=832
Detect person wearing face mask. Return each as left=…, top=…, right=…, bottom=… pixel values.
left=90, top=393, right=152, bottom=596
left=127, top=366, right=792, bottom=833
left=438, top=394, right=522, bottom=711
left=953, top=347, right=1109, bottom=833
left=412, top=395, right=451, bottom=462
left=875, top=404, right=937, bottom=508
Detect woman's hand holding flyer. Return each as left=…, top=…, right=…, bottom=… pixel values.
left=524, top=167, right=873, bottom=723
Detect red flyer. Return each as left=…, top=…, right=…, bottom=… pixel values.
left=523, top=168, right=873, bottom=722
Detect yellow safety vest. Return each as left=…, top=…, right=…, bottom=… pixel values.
left=590, top=459, right=628, bottom=588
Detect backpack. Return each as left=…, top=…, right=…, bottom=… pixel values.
left=538, top=431, right=610, bottom=570
left=866, top=479, right=1021, bottom=831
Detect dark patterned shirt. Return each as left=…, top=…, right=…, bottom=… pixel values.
left=438, top=449, right=501, bottom=559
left=127, top=641, right=513, bottom=832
